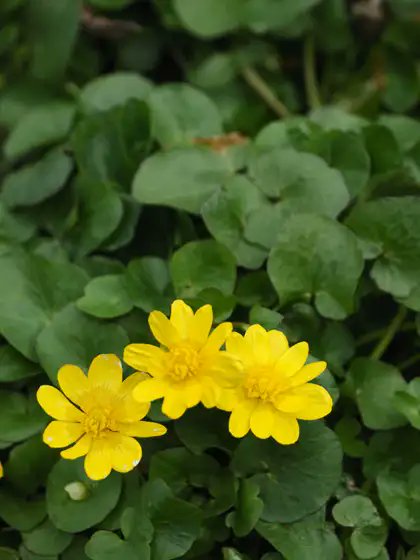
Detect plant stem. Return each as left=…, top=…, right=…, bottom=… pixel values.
left=370, top=306, right=407, bottom=361
left=398, top=353, right=420, bottom=371
left=356, top=322, right=416, bottom=347
left=241, top=65, right=290, bottom=119
left=303, top=35, right=322, bottom=110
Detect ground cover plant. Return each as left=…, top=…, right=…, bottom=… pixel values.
left=1, top=0, right=420, bottom=558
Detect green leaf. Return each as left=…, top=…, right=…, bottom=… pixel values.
left=394, top=379, right=420, bottom=429
left=267, top=214, right=364, bottom=319
left=47, top=459, right=122, bottom=533
left=378, top=115, right=420, bottom=153
left=243, top=0, right=321, bottom=32
left=0, top=250, right=88, bottom=360
left=36, top=304, right=129, bottom=383
left=1, top=148, right=72, bottom=208
left=186, top=287, right=236, bottom=322
left=332, top=496, right=381, bottom=528
left=5, top=435, right=56, bottom=495
left=347, top=197, right=420, bottom=310
left=175, top=407, right=236, bottom=454
left=348, top=358, right=407, bottom=430
left=23, top=520, right=73, bottom=556
left=235, top=271, right=276, bottom=308
left=171, top=239, right=236, bottom=298
left=77, top=275, right=133, bottom=319
left=150, top=84, right=223, bottom=148
left=102, top=196, right=141, bottom=252
left=323, top=130, right=370, bottom=198
left=0, top=202, right=36, bottom=243
left=383, top=49, right=419, bottom=112
left=334, top=417, right=367, bottom=458
left=202, top=175, right=268, bottom=269
left=85, top=532, right=138, bottom=560
left=351, top=523, right=388, bottom=560
left=72, top=100, right=151, bottom=185
left=0, top=490, right=45, bottom=532
left=4, top=102, right=75, bottom=160
left=231, top=422, right=342, bottom=523
left=377, top=465, right=420, bottom=531
left=132, top=146, right=230, bottom=214
left=28, top=0, right=81, bottom=81
left=149, top=447, right=220, bottom=495
left=249, top=148, right=349, bottom=216
left=0, top=346, right=39, bottom=382
left=79, top=72, right=152, bottom=114
left=249, top=305, right=282, bottom=330
left=363, top=428, right=420, bottom=481
left=66, top=179, right=124, bottom=258
left=226, top=479, right=264, bottom=537
left=0, top=390, right=46, bottom=444
left=257, top=508, right=342, bottom=560
left=124, top=479, right=202, bottom=560
left=124, top=257, right=171, bottom=313
left=173, top=0, right=241, bottom=37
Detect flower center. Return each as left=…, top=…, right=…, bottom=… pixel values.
left=82, top=408, right=117, bottom=437
left=167, top=344, right=200, bottom=381
left=243, top=368, right=280, bottom=402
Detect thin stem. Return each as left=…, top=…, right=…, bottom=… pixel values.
left=398, top=353, right=420, bottom=371
left=356, top=322, right=416, bottom=347
left=370, top=306, right=408, bottom=361
left=303, top=35, right=322, bottom=110
left=241, top=65, right=290, bottom=119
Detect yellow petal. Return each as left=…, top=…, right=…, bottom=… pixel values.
left=0, top=462, right=3, bottom=479
left=121, top=371, right=150, bottom=395
left=205, top=353, right=243, bottom=388
left=43, top=421, right=84, bottom=448
left=200, top=380, right=220, bottom=408
left=123, top=344, right=167, bottom=377
left=118, top=421, right=167, bottom=438
left=183, top=381, right=202, bottom=407
left=245, top=325, right=271, bottom=363
left=267, top=330, right=289, bottom=359
left=57, top=364, right=89, bottom=407
left=37, top=386, right=83, bottom=422
left=217, top=388, right=240, bottom=411
left=88, top=354, right=122, bottom=392
left=203, top=322, right=232, bottom=354
left=190, top=304, right=213, bottom=346
left=229, top=400, right=256, bottom=438
left=84, top=439, right=112, bottom=481
left=61, top=434, right=92, bottom=459
left=133, top=378, right=167, bottom=403
left=161, top=392, right=187, bottom=419
left=250, top=402, right=275, bottom=439
left=271, top=414, right=299, bottom=445
left=276, top=384, right=332, bottom=420
left=149, top=310, right=180, bottom=348
left=118, top=372, right=151, bottom=421
left=170, top=300, right=194, bottom=338
left=275, top=342, right=309, bottom=377
left=110, top=434, right=142, bottom=473
left=287, top=361, right=327, bottom=388
left=226, top=332, right=253, bottom=367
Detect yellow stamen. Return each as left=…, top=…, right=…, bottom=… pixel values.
left=167, top=344, right=201, bottom=381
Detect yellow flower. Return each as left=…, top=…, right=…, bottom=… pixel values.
left=37, top=354, right=167, bottom=481
left=221, top=325, right=333, bottom=444
left=124, top=300, right=241, bottom=419
left=0, top=462, right=3, bottom=479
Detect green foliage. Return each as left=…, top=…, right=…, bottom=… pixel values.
left=1, top=0, right=420, bottom=558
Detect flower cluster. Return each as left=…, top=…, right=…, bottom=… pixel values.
left=36, top=300, right=332, bottom=481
